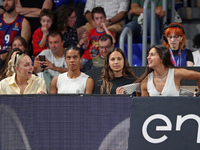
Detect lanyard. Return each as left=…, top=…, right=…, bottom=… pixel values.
left=169, top=48, right=181, bottom=67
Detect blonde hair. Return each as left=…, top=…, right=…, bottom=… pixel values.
left=6, top=53, right=27, bottom=77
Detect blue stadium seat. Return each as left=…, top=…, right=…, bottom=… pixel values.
left=54, top=0, right=86, bottom=9
left=73, top=0, right=86, bottom=3
left=116, top=43, right=142, bottom=66
left=54, top=0, right=69, bottom=9
left=132, top=35, right=151, bottom=43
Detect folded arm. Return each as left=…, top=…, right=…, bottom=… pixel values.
left=15, top=0, right=53, bottom=18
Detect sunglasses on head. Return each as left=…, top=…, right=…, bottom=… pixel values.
left=14, top=51, right=25, bottom=66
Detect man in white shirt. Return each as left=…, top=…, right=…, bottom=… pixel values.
left=77, top=0, right=129, bottom=39
left=34, top=31, right=68, bottom=92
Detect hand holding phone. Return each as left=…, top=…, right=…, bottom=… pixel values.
left=38, top=55, right=46, bottom=68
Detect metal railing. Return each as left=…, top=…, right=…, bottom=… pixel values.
left=142, top=0, right=156, bottom=66
left=119, top=0, right=175, bottom=66
left=142, top=0, right=173, bottom=66
left=119, top=27, right=132, bottom=65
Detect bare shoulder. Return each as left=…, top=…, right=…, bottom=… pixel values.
left=85, top=77, right=94, bottom=94
left=140, top=76, right=149, bottom=96
left=52, top=76, right=58, bottom=83
left=86, top=77, right=94, bottom=85
left=141, top=76, right=148, bottom=87
left=50, top=76, right=58, bottom=94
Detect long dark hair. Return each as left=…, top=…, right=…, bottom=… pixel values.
left=101, top=48, right=137, bottom=94
left=11, top=36, right=28, bottom=53
left=0, top=36, right=29, bottom=79
left=0, top=48, right=24, bottom=80
left=53, top=5, right=75, bottom=32
left=136, top=45, right=175, bottom=83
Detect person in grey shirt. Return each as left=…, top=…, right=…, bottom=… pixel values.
left=34, top=31, right=68, bottom=93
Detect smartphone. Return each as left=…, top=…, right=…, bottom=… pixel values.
left=39, top=55, right=46, bottom=61
left=38, top=55, right=46, bottom=68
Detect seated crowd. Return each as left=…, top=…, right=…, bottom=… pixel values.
left=0, top=0, right=200, bottom=96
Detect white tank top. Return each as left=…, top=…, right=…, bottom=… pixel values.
left=57, top=72, right=89, bottom=94
left=147, top=68, right=179, bottom=96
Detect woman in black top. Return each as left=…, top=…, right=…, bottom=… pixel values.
left=53, top=5, right=87, bottom=49
left=96, top=48, right=137, bottom=94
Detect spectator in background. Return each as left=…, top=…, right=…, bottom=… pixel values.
left=192, top=33, right=200, bottom=66
left=95, top=48, right=137, bottom=94
left=15, top=0, right=54, bottom=36
left=0, top=0, right=31, bottom=54
left=11, top=36, right=29, bottom=53
left=50, top=46, right=94, bottom=94
left=0, top=53, right=47, bottom=94
left=77, top=0, right=129, bottom=40
left=34, top=31, right=68, bottom=93
left=162, top=23, right=194, bottom=66
left=81, top=7, right=115, bottom=67
left=0, top=36, right=28, bottom=79
left=0, top=36, right=28, bottom=70
left=0, top=48, right=24, bottom=80
left=123, top=0, right=165, bottom=44
left=137, top=45, right=200, bottom=96
left=0, top=0, right=4, bottom=15
left=53, top=5, right=88, bottom=49
left=83, top=34, right=114, bottom=72
left=53, top=0, right=87, bottom=29
left=15, top=0, right=55, bottom=56
left=0, top=0, right=31, bottom=77
left=32, top=9, right=54, bottom=57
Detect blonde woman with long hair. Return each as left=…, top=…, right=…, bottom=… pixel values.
left=0, top=53, right=46, bottom=94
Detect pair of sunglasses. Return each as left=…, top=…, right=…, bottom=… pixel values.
left=14, top=51, right=25, bottom=66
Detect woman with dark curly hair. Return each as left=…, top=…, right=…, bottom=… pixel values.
left=192, top=34, right=200, bottom=66
left=96, top=48, right=137, bottom=94
left=53, top=5, right=88, bottom=49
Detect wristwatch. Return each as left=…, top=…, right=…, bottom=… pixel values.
left=109, top=20, right=112, bottom=25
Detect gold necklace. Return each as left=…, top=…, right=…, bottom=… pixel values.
left=154, top=70, right=168, bottom=81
